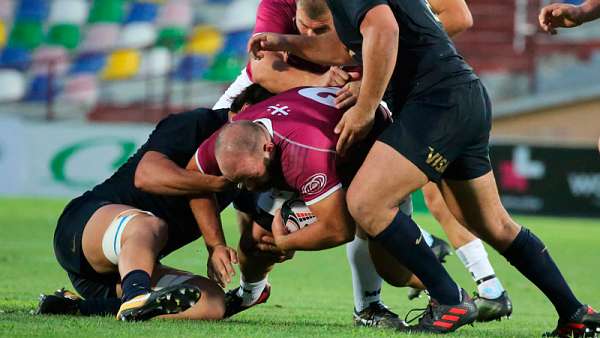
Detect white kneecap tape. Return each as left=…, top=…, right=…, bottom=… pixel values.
left=101, top=209, right=154, bottom=265
left=399, top=195, right=413, bottom=216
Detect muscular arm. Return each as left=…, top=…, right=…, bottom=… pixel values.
left=275, top=190, right=355, bottom=251
left=134, top=151, right=230, bottom=195
left=428, top=0, right=473, bottom=37
left=250, top=51, right=324, bottom=93
left=354, top=5, right=399, bottom=114
left=580, top=0, right=600, bottom=22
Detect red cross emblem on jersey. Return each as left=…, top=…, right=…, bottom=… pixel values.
left=268, top=104, right=291, bottom=116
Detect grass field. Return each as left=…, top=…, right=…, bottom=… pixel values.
left=1, top=197, right=599, bottom=337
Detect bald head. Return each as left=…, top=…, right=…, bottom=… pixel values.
left=296, top=0, right=330, bottom=20
left=215, top=121, right=273, bottom=190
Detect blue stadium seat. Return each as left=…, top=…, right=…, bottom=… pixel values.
left=222, top=29, right=252, bottom=56
left=26, top=73, right=60, bottom=101
left=126, top=2, right=159, bottom=23
left=0, top=47, right=31, bottom=70
left=173, top=54, right=210, bottom=80
left=69, top=52, right=106, bottom=74
left=16, top=0, right=49, bottom=21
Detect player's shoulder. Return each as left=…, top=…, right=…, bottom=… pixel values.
left=257, top=0, right=296, bottom=15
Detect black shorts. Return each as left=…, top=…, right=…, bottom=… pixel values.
left=378, top=80, right=492, bottom=183
left=232, top=190, right=274, bottom=231
left=53, top=192, right=119, bottom=299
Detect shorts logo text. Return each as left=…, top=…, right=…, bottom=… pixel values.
left=426, top=147, right=449, bottom=174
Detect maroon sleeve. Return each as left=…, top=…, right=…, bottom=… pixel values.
left=254, top=0, right=297, bottom=35
left=194, top=133, right=222, bottom=176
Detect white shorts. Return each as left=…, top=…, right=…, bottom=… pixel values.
left=212, top=67, right=253, bottom=110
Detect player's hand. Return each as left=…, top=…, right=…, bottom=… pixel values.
left=207, top=244, right=238, bottom=288
left=539, top=3, right=584, bottom=34
left=335, top=80, right=361, bottom=109
left=334, top=103, right=376, bottom=156
left=318, top=67, right=361, bottom=87
left=248, top=32, right=288, bottom=60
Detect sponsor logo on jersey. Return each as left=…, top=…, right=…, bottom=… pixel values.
left=301, top=173, right=327, bottom=196
left=426, top=147, right=449, bottom=174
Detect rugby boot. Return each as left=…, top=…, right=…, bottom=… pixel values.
left=544, top=305, right=600, bottom=338
left=353, top=301, right=408, bottom=329
left=116, top=284, right=201, bottom=321
left=474, top=291, right=513, bottom=322
left=408, top=235, right=453, bottom=300
left=36, top=288, right=80, bottom=315
left=405, top=288, right=478, bottom=333
left=223, top=284, right=271, bottom=318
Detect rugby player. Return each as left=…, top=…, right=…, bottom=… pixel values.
left=248, top=1, right=600, bottom=336
left=539, top=0, right=600, bottom=34
left=38, top=85, right=274, bottom=321
left=192, top=86, right=431, bottom=328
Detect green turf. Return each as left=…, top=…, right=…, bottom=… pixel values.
left=1, top=197, right=599, bottom=337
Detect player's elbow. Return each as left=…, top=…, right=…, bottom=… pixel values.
left=330, top=222, right=356, bottom=245
left=134, top=165, right=152, bottom=191
left=456, top=10, right=474, bottom=32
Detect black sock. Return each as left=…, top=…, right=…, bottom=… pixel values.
left=502, top=227, right=583, bottom=319
left=78, top=298, right=122, bottom=316
left=373, top=211, right=461, bottom=305
left=121, top=270, right=151, bottom=302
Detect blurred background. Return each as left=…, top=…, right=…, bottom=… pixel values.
left=0, top=0, right=598, bottom=217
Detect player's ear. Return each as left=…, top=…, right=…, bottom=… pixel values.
left=264, top=142, right=275, bottom=153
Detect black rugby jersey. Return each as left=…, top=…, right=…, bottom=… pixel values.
left=326, top=0, right=477, bottom=108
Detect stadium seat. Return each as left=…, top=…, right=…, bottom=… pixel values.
left=49, top=0, right=88, bottom=25
left=0, top=47, right=31, bottom=70
left=0, top=20, right=6, bottom=48
left=219, top=0, right=258, bottom=32
left=0, top=1, right=14, bottom=21
left=222, top=29, right=252, bottom=56
left=26, top=73, right=60, bottom=102
left=173, top=53, right=210, bottom=80
left=69, top=52, right=106, bottom=74
left=0, top=69, right=25, bottom=102
left=185, top=25, right=223, bottom=55
left=80, top=24, right=120, bottom=52
left=101, top=49, right=141, bottom=80
left=88, top=0, right=124, bottom=23
left=47, top=24, right=81, bottom=50
left=31, top=46, right=70, bottom=75
left=203, top=52, right=245, bottom=82
left=156, top=26, right=186, bottom=51
left=157, top=0, right=192, bottom=28
left=61, top=73, right=98, bottom=105
left=119, top=22, right=156, bottom=49
left=139, top=47, right=171, bottom=77
left=126, top=1, right=159, bottom=23
left=8, top=20, right=44, bottom=50
left=15, top=0, right=48, bottom=22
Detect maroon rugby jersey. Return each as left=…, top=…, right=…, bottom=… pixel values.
left=195, top=87, right=389, bottom=205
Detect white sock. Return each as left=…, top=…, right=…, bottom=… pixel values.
left=237, top=276, right=268, bottom=306
left=456, top=239, right=504, bottom=299
left=346, top=236, right=382, bottom=312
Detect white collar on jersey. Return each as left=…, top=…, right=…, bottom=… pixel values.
left=254, top=118, right=274, bottom=137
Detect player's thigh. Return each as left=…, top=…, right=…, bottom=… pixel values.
left=82, top=205, right=166, bottom=274
left=440, top=172, right=520, bottom=251
left=152, top=265, right=225, bottom=320
left=347, top=141, right=428, bottom=234
left=368, top=239, right=414, bottom=287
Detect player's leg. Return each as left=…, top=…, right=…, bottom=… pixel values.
left=440, top=172, right=599, bottom=336
left=423, top=182, right=511, bottom=321
left=347, top=141, right=468, bottom=308
left=150, top=265, right=225, bottom=320
left=81, top=205, right=200, bottom=321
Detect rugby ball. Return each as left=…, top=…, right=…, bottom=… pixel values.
left=280, top=199, right=317, bottom=233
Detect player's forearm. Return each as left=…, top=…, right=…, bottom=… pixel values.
left=278, top=220, right=354, bottom=251
left=251, top=56, right=323, bottom=93
left=356, top=20, right=398, bottom=113
left=283, top=33, right=352, bottom=66
left=581, top=0, right=600, bottom=22
left=189, top=195, right=227, bottom=249
left=135, top=151, right=229, bottom=195
left=429, top=0, right=473, bottom=37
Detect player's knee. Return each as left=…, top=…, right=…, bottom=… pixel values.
left=122, top=217, right=168, bottom=247
left=483, top=215, right=520, bottom=251
left=347, top=188, right=374, bottom=229
left=198, top=283, right=226, bottom=320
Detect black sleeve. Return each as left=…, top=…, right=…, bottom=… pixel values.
left=332, top=0, right=389, bottom=29
left=144, top=109, right=218, bottom=167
